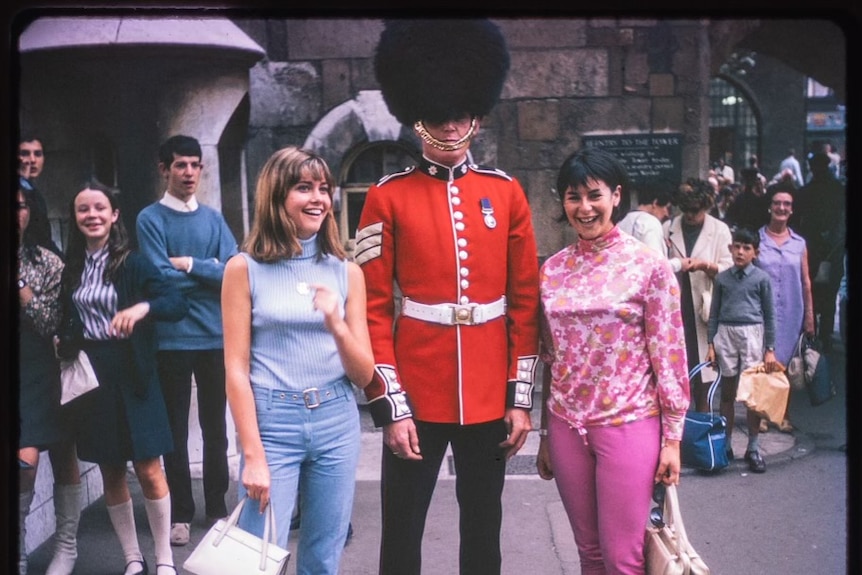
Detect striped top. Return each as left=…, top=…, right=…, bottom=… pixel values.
left=242, top=235, right=350, bottom=391
left=73, top=246, right=119, bottom=340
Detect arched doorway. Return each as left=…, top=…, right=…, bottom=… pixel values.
left=336, top=142, right=419, bottom=257
left=709, top=75, right=761, bottom=177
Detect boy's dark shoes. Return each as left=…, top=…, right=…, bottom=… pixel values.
left=744, top=450, right=766, bottom=473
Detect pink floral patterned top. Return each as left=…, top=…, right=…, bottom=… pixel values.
left=540, top=226, right=690, bottom=440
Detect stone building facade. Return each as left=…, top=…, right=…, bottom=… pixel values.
left=13, top=14, right=846, bottom=555
left=237, top=17, right=725, bottom=259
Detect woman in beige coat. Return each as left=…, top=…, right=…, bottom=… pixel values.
left=663, top=179, right=733, bottom=411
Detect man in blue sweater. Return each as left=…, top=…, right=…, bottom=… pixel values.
left=136, top=135, right=237, bottom=546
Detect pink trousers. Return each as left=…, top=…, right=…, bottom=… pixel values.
left=547, top=414, right=661, bottom=575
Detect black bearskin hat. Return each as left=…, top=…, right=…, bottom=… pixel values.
left=374, top=19, right=510, bottom=126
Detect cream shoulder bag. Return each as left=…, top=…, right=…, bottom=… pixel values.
left=645, top=483, right=710, bottom=575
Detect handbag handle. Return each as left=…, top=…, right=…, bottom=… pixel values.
left=660, top=484, right=699, bottom=557
left=662, top=484, right=709, bottom=569
left=688, top=361, right=722, bottom=416
left=794, top=332, right=807, bottom=358
left=215, top=496, right=279, bottom=571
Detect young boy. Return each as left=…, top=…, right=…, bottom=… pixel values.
left=705, top=227, right=777, bottom=473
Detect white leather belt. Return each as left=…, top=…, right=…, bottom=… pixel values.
left=401, top=296, right=506, bottom=326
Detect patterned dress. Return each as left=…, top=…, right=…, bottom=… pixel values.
left=18, top=243, right=65, bottom=448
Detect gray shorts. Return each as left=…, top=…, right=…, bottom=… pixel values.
left=712, top=323, right=764, bottom=377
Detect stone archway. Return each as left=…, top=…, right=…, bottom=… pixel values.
left=302, top=90, right=415, bottom=178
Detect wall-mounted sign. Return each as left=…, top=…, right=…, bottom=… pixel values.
left=806, top=110, right=845, bottom=131
left=582, top=133, right=683, bottom=192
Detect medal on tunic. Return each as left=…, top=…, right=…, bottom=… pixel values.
left=480, top=197, right=497, bottom=229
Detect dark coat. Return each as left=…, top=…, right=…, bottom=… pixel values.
left=59, top=251, right=188, bottom=397
left=58, top=250, right=189, bottom=462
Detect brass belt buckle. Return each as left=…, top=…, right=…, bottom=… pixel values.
left=303, top=387, right=321, bottom=408
left=452, top=305, right=474, bottom=325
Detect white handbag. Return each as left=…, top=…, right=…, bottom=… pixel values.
left=184, top=497, right=290, bottom=575
left=59, top=350, right=99, bottom=405
left=645, top=484, right=710, bottom=575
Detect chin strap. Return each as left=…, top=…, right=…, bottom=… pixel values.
left=413, top=118, right=477, bottom=152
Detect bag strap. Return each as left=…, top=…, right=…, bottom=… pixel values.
left=664, top=484, right=710, bottom=570
left=216, top=496, right=280, bottom=570
left=664, top=485, right=688, bottom=540
left=688, top=361, right=722, bottom=415
left=794, top=332, right=807, bottom=358
left=261, top=501, right=276, bottom=570
left=215, top=496, right=247, bottom=545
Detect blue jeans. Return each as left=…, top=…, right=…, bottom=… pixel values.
left=238, top=381, right=360, bottom=575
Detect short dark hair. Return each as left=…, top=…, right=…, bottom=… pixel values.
left=158, top=135, right=202, bottom=166
left=732, top=227, right=759, bottom=249
left=556, top=147, right=631, bottom=223
left=807, top=152, right=831, bottom=174
left=19, top=130, right=43, bottom=146
left=674, top=178, right=715, bottom=213
left=636, top=180, right=674, bottom=207
left=766, top=179, right=796, bottom=201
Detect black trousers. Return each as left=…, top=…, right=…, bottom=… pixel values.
left=378, top=419, right=507, bottom=575
left=158, top=349, right=229, bottom=522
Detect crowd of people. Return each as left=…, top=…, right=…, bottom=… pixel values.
left=17, top=18, right=846, bottom=575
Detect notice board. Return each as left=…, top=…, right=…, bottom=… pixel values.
left=582, top=133, right=683, bottom=192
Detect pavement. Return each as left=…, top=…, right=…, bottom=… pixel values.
left=25, top=337, right=845, bottom=575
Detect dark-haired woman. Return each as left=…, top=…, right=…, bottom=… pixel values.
left=17, top=188, right=82, bottom=575
left=537, top=148, right=690, bottom=574
left=57, top=181, right=187, bottom=575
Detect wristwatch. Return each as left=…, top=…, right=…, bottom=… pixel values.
left=17, top=278, right=27, bottom=290
left=765, top=346, right=775, bottom=352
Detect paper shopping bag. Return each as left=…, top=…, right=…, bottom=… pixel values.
left=736, top=364, right=790, bottom=424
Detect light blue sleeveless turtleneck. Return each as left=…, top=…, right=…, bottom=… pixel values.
left=241, top=235, right=350, bottom=391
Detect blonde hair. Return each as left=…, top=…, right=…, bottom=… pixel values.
left=243, top=146, right=345, bottom=262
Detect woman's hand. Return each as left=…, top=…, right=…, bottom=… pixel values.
left=536, top=437, right=554, bottom=480
left=310, top=284, right=343, bottom=333
left=655, top=440, right=681, bottom=485
left=241, top=458, right=272, bottom=513
left=110, top=302, right=150, bottom=338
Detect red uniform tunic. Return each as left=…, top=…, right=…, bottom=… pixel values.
left=355, top=157, right=540, bottom=426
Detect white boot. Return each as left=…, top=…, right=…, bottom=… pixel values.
left=19, top=490, right=35, bottom=575
left=45, top=483, right=82, bottom=575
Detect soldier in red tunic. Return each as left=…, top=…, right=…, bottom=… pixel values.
left=354, top=19, right=541, bottom=575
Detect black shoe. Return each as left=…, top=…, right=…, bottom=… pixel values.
left=725, top=446, right=734, bottom=461
left=123, top=558, right=148, bottom=575
left=745, top=450, right=766, bottom=473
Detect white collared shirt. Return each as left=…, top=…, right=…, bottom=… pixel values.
left=159, top=191, right=199, bottom=212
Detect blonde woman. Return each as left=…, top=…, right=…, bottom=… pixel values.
left=222, top=147, right=373, bottom=574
